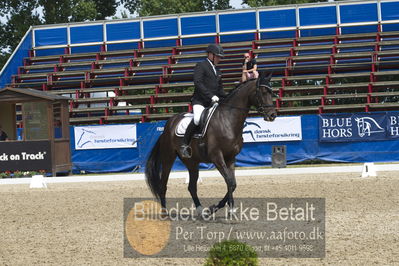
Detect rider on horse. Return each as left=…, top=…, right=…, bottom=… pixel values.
left=180, top=44, right=227, bottom=158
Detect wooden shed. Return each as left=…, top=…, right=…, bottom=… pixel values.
left=0, top=87, right=71, bottom=175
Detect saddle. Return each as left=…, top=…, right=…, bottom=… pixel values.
left=175, top=104, right=218, bottom=138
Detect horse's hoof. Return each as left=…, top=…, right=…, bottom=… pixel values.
left=196, top=206, right=212, bottom=220
left=196, top=206, right=204, bottom=216
left=209, top=204, right=219, bottom=214
left=228, top=207, right=238, bottom=215
left=160, top=207, right=169, bottom=219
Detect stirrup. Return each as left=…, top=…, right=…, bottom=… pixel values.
left=180, top=145, right=192, bottom=158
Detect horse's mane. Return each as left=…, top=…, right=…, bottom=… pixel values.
left=222, top=79, right=256, bottom=103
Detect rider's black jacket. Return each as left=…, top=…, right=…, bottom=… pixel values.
left=192, top=59, right=227, bottom=107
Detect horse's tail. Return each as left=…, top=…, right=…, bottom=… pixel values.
left=145, top=136, right=162, bottom=200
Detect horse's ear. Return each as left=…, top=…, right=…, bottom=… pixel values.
left=258, top=70, right=266, bottom=79
left=266, top=71, right=273, bottom=80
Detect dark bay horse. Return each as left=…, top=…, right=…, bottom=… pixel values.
left=145, top=72, right=276, bottom=215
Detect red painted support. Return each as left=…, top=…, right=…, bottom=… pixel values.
left=323, top=86, right=328, bottom=96
left=114, top=88, right=120, bottom=96
left=276, top=98, right=281, bottom=109
left=325, top=76, right=330, bottom=85
left=251, top=40, right=257, bottom=50
left=284, top=68, right=289, bottom=77
left=188, top=104, right=193, bottom=112
left=85, top=72, right=90, bottom=83
left=318, top=106, right=323, bottom=114
left=215, top=35, right=220, bottom=44
left=328, top=66, right=332, bottom=75
left=367, top=94, right=372, bottom=104
left=370, top=73, right=376, bottom=83
left=376, top=31, right=381, bottom=42
left=368, top=83, right=373, bottom=94
left=278, top=88, right=284, bottom=98
left=289, top=47, right=295, bottom=57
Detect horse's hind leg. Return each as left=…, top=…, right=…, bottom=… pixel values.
left=186, top=163, right=204, bottom=215
left=159, top=152, right=177, bottom=209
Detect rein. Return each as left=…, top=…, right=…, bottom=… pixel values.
left=219, top=102, right=250, bottom=111
left=219, top=81, right=274, bottom=113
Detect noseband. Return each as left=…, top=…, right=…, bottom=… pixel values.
left=255, top=83, right=274, bottom=115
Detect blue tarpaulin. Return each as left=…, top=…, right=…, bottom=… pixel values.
left=69, top=113, right=399, bottom=174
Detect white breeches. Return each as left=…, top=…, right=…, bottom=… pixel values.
left=193, top=104, right=205, bottom=126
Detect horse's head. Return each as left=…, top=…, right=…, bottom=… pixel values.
left=252, top=71, right=277, bottom=122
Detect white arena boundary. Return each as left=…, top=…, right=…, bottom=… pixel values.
left=1, top=163, right=399, bottom=185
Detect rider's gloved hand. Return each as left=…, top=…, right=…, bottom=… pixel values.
left=211, top=95, right=219, bottom=102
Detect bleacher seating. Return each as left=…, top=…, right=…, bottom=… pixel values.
left=8, top=27, right=399, bottom=125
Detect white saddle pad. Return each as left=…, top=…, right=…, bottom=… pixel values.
left=176, top=113, right=194, bottom=136
left=175, top=104, right=218, bottom=137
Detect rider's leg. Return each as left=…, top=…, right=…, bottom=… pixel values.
left=180, top=105, right=204, bottom=158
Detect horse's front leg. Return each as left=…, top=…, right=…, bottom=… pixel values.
left=210, top=156, right=236, bottom=214
left=186, top=163, right=205, bottom=216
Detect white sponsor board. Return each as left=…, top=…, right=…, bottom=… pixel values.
left=74, top=124, right=137, bottom=150
left=243, top=117, right=302, bottom=143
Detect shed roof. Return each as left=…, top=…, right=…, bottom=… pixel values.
left=0, top=87, right=69, bottom=103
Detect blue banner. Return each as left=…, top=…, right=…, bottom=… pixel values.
left=319, top=112, right=399, bottom=142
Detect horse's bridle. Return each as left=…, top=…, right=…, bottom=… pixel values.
left=219, top=80, right=274, bottom=113
left=255, top=83, right=274, bottom=115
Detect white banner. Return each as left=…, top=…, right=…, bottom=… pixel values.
left=243, top=117, right=302, bottom=143
left=74, top=124, right=137, bottom=150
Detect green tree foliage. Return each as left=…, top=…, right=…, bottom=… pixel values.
left=121, top=0, right=231, bottom=17
left=243, top=0, right=329, bottom=7
left=0, top=0, right=117, bottom=69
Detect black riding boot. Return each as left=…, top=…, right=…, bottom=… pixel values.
left=180, top=120, right=197, bottom=158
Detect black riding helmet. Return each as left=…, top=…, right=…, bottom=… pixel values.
left=206, top=44, right=224, bottom=57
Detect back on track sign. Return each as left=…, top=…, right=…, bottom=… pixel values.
left=0, top=141, right=52, bottom=172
